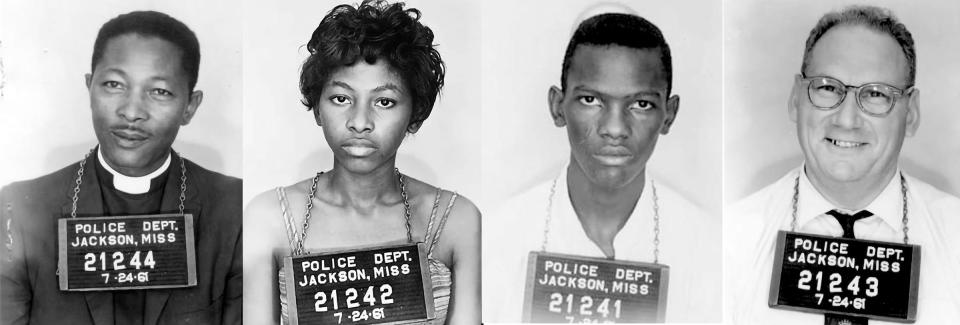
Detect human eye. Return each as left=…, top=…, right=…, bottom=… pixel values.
left=101, top=81, right=125, bottom=93
left=629, top=100, right=657, bottom=111
left=374, top=98, right=396, bottom=109
left=329, top=95, right=352, bottom=106
left=149, top=88, right=174, bottom=99
left=860, top=86, right=894, bottom=105
left=577, top=96, right=602, bottom=107
left=813, top=83, right=840, bottom=93
left=819, top=85, right=837, bottom=92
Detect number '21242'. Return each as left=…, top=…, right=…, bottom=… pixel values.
left=315, top=284, right=395, bottom=312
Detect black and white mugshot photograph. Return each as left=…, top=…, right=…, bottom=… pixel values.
left=724, top=1, right=960, bottom=324
left=241, top=0, right=481, bottom=324
left=9, top=0, right=960, bottom=324
left=480, top=0, right=721, bottom=323
left=0, top=0, right=243, bottom=324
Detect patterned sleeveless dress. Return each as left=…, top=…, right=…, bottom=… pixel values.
left=275, top=187, right=457, bottom=325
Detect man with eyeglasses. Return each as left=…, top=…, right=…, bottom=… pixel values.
left=726, top=5, right=960, bottom=325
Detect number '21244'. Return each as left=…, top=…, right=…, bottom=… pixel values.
left=83, top=251, right=156, bottom=271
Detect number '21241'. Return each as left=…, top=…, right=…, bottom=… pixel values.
left=548, top=293, right=622, bottom=319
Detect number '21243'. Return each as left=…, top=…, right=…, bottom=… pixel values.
left=796, top=270, right=878, bottom=297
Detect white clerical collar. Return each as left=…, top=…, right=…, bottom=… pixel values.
left=97, top=148, right=171, bottom=194
left=797, top=165, right=903, bottom=230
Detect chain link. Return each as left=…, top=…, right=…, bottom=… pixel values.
left=71, top=149, right=187, bottom=218
left=790, top=171, right=909, bottom=244
left=179, top=157, right=187, bottom=215
left=297, top=173, right=321, bottom=256
left=900, top=174, right=909, bottom=244
left=790, top=174, right=800, bottom=231
left=541, top=178, right=558, bottom=252
left=396, top=168, right=413, bottom=244
left=295, top=169, right=413, bottom=256
left=70, top=150, right=93, bottom=218
left=651, top=180, right=661, bottom=264
left=542, top=175, right=662, bottom=263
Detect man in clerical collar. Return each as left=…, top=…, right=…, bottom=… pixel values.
left=726, top=5, right=960, bottom=324
left=1, top=11, right=242, bottom=325
left=483, top=10, right=720, bottom=323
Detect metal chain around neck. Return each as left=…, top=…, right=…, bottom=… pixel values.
left=790, top=172, right=909, bottom=244
left=542, top=175, right=661, bottom=263
left=651, top=179, right=661, bottom=264
left=540, top=178, right=558, bottom=252
left=71, top=149, right=186, bottom=218
left=296, top=168, right=412, bottom=256
left=900, top=174, right=910, bottom=244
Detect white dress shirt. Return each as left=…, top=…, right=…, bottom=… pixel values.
left=725, top=166, right=960, bottom=324
left=483, top=164, right=721, bottom=323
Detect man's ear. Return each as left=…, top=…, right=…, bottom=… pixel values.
left=85, top=73, right=93, bottom=89
left=905, top=89, right=920, bottom=137
left=788, top=74, right=802, bottom=123
left=659, top=94, right=679, bottom=135
left=181, top=90, right=203, bottom=125
left=548, top=86, right=566, bottom=127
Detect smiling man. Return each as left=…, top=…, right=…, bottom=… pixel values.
left=726, top=6, right=960, bottom=325
left=0, top=11, right=241, bottom=324
left=483, top=11, right=720, bottom=323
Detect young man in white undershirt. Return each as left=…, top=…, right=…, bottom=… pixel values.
left=483, top=10, right=720, bottom=323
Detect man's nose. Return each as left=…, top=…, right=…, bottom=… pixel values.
left=598, top=104, right=630, bottom=139
left=117, top=90, right=149, bottom=122
left=831, top=90, right=864, bottom=129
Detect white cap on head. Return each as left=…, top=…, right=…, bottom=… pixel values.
left=570, top=2, right=639, bottom=35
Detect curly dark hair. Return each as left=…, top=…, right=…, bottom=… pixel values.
left=300, top=0, right=445, bottom=131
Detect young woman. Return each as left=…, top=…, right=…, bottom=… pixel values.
left=244, top=1, right=481, bottom=324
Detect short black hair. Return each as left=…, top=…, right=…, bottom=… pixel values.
left=91, top=11, right=201, bottom=91
left=300, top=0, right=445, bottom=131
left=560, top=13, right=672, bottom=95
left=802, top=5, right=915, bottom=87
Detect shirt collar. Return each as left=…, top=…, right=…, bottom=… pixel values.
left=552, top=163, right=651, bottom=256
left=97, top=147, right=171, bottom=195
left=797, top=165, right=903, bottom=230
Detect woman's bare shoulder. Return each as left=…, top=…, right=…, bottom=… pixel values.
left=244, top=177, right=321, bottom=243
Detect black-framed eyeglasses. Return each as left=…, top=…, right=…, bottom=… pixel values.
left=801, top=74, right=913, bottom=117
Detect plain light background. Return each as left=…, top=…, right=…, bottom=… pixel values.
left=241, top=0, right=482, bottom=208
left=0, top=0, right=243, bottom=189
left=480, top=0, right=722, bottom=215
left=724, top=0, right=960, bottom=203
